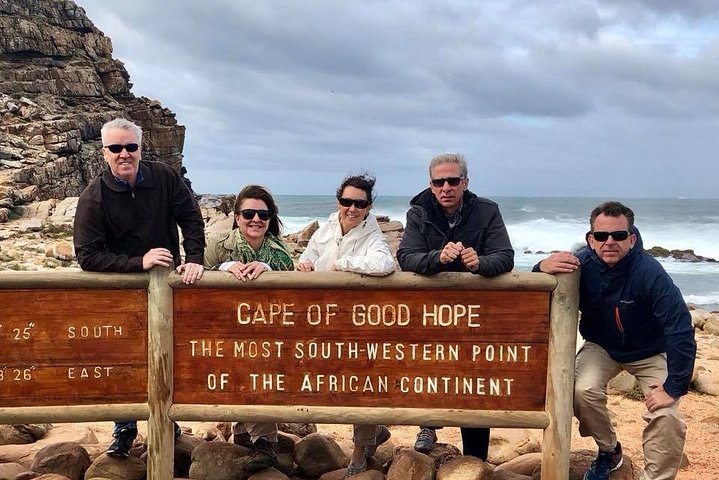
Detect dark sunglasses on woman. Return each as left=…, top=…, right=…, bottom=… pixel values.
left=239, top=209, right=271, bottom=221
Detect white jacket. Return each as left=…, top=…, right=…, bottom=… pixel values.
left=299, top=212, right=395, bottom=276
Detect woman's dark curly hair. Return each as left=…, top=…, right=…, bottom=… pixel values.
left=336, top=172, right=376, bottom=204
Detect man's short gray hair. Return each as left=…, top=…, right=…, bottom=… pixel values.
left=428, top=153, right=468, bottom=178
left=100, top=118, right=143, bottom=145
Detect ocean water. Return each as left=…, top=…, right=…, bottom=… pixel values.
left=275, top=196, right=719, bottom=311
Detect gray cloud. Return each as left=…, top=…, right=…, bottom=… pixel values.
left=75, top=0, right=719, bottom=197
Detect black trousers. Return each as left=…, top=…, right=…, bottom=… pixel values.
left=460, top=427, right=490, bottom=460
left=422, top=426, right=490, bottom=460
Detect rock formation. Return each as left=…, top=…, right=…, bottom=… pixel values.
left=0, top=0, right=186, bottom=222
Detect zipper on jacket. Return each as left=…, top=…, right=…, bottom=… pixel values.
left=614, top=305, right=626, bottom=345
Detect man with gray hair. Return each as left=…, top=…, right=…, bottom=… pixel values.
left=397, top=152, right=514, bottom=460
left=74, top=118, right=205, bottom=457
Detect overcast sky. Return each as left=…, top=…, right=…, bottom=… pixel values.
left=74, top=0, right=719, bottom=198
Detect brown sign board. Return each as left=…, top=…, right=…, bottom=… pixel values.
left=174, top=288, right=551, bottom=411
left=0, top=289, right=148, bottom=407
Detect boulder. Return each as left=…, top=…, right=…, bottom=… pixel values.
left=386, top=448, right=435, bottom=480
left=173, top=433, right=204, bottom=477
left=247, top=467, right=292, bottom=479
left=192, top=423, right=226, bottom=442
left=607, top=371, right=639, bottom=396
left=0, top=424, right=98, bottom=467
left=0, top=424, right=51, bottom=446
left=45, top=240, right=74, bottom=260
left=493, top=452, right=542, bottom=476
left=379, top=220, right=404, bottom=233
left=30, top=442, right=91, bottom=480
left=0, top=463, right=28, bottom=479
left=294, top=432, right=348, bottom=478
left=487, top=429, right=542, bottom=465
left=188, top=441, right=250, bottom=480
left=436, top=455, right=492, bottom=479
left=277, top=423, right=317, bottom=438
left=83, top=454, right=146, bottom=480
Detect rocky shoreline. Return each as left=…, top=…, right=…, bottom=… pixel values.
left=1, top=194, right=716, bottom=274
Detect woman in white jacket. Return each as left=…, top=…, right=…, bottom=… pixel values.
left=297, top=173, right=395, bottom=276
left=297, top=173, right=394, bottom=477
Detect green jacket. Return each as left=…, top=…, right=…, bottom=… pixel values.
left=204, top=229, right=294, bottom=271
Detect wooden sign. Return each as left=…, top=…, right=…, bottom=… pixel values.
left=0, top=289, right=148, bottom=407
left=174, top=288, right=550, bottom=411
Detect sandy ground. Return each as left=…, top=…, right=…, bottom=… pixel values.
left=75, top=390, right=718, bottom=479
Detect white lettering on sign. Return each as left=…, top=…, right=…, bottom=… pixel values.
left=292, top=341, right=461, bottom=361
left=249, top=373, right=286, bottom=391
left=190, top=340, right=225, bottom=357
left=306, top=303, right=337, bottom=325
left=300, top=374, right=389, bottom=393
left=237, top=302, right=295, bottom=325
left=422, top=304, right=482, bottom=327
left=398, top=376, right=514, bottom=396
left=67, top=366, right=114, bottom=379
left=351, top=303, right=411, bottom=326
left=472, top=345, right=532, bottom=362
left=67, top=325, right=124, bottom=339
left=233, top=340, right=284, bottom=359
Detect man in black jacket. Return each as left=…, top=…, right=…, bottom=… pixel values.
left=73, top=118, right=205, bottom=458
left=397, top=153, right=514, bottom=460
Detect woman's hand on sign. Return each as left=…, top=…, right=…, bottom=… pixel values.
left=228, top=261, right=268, bottom=281
left=297, top=260, right=315, bottom=272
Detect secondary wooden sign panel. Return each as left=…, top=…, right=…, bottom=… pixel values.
left=174, top=288, right=551, bottom=411
left=0, top=289, right=148, bottom=407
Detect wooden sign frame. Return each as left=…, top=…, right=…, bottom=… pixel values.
left=0, top=268, right=579, bottom=480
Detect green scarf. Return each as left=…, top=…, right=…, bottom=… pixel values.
left=232, top=231, right=294, bottom=271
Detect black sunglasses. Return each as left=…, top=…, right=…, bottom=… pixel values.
left=431, top=176, right=464, bottom=187
left=338, top=197, right=370, bottom=209
left=104, top=143, right=140, bottom=154
left=591, top=230, right=630, bottom=242
left=239, top=209, right=271, bottom=221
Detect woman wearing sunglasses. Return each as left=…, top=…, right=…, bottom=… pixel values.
left=297, top=173, right=394, bottom=477
left=203, top=184, right=293, bottom=472
left=205, top=184, right=293, bottom=281
left=297, top=173, right=394, bottom=276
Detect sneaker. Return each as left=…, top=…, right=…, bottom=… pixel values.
left=107, top=428, right=137, bottom=458
left=584, top=442, right=623, bottom=480
left=414, top=427, right=437, bottom=453
left=345, top=459, right=368, bottom=478
left=245, top=437, right=277, bottom=472
left=233, top=431, right=252, bottom=448
left=364, top=425, right=392, bottom=459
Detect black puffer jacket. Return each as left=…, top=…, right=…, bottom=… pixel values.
left=397, top=189, right=514, bottom=276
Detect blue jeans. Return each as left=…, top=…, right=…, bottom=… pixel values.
left=113, top=421, right=182, bottom=437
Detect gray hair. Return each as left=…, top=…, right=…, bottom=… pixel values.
left=100, top=118, right=143, bottom=145
left=428, top=153, right=468, bottom=178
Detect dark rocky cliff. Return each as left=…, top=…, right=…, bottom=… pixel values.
left=0, top=0, right=185, bottom=221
